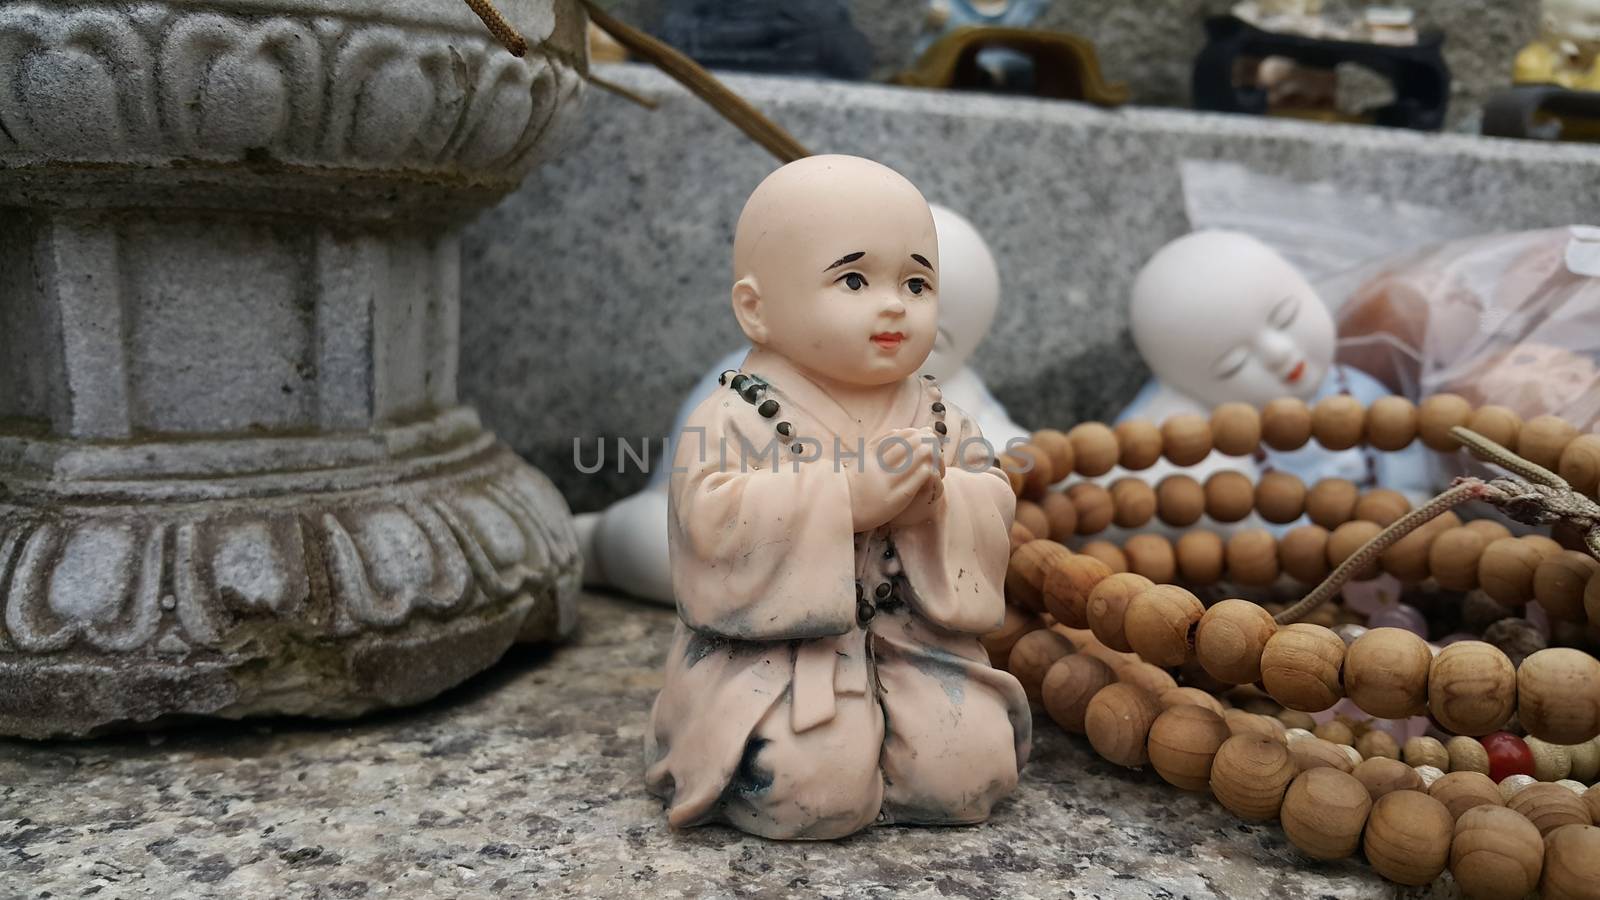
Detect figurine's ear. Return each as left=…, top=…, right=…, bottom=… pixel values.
left=731, top=276, right=769, bottom=344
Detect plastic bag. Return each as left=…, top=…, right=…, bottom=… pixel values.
left=1336, top=227, right=1600, bottom=431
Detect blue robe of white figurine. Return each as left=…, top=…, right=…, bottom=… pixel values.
left=1104, top=231, right=1428, bottom=537
left=577, top=205, right=1029, bottom=604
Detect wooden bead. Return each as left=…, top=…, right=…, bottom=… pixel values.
left=1009, top=521, right=1035, bottom=553
left=1467, top=405, right=1522, bottom=451
left=1354, top=755, right=1422, bottom=800
left=1194, top=598, right=1277, bottom=685
left=1042, top=654, right=1117, bottom=733
left=1586, top=569, right=1600, bottom=625
left=1429, top=640, right=1517, bottom=736
left=1312, top=395, right=1365, bottom=451
left=1290, top=736, right=1357, bottom=774
left=1116, top=661, right=1179, bottom=696
left=1255, top=471, right=1307, bottom=524
left=1465, top=519, right=1515, bottom=542
left=1224, top=708, right=1286, bottom=743
left=1108, top=477, right=1156, bottom=529
left=1156, top=475, right=1204, bottom=527
left=1279, top=525, right=1331, bottom=584
left=998, top=455, right=1027, bottom=495
left=1519, top=648, right=1600, bottom=744
left=1447, top=735, right=1492, bottom=775
left=1161, top=413, right=1213, bottom=467
left=1539, top=823, right=1600, bottom=900
left=1381, top=511, right=1455, bottom=582
left=1585, top=783, right=1600, bottom=824
left=1160, top=686, right=1225, bottom=716
left=1364, top=790, right=1454, bottom=885
left=1211, top=734, right=1297, bottom=820
left=1365, top=395, right=1418, bottom=451
left=1262, top=397, right=1312, bottom=451
left=1123, top=534, right=1176, bottom=584
left=1211, top=402, right=1262, bottom=456
left=1281, top=768, right=1371, bottom=859
left=1042, top=553, right=1114, bottom=629
left=1068, top=422, right=1120, bottom=477
left=1067, top=482, right=1114, bottom=535
left=1278, top=709, right=1317, bottom=731
left=1029, top=429, right=1075, bottom=483
left=1200, top=470, right=1252, bottom=523
left=1569, top=740, right=1600, bottom=783
left=1305, top=478, right=1359, bottom=530
left=1404, top=736, right=1450, bottom=770
left=1558, top=433, right=1600, bottom=498
left=1527, top=737, right=1574, bottom=783
left=1431, top=771, right=1504, bottom=820
left=1346, top=627, right=1432, bottom=719
left=1078, top=540, right=1128, bottom=574
left=1518, top=414, right=1579, bottom=472
left=1013, top=500, right=1050, bottom=543
left=1006, top=628, right=1075, bottom=702
left=1418, top=392, right=1473, bottom=452
left=1125, top=585, right=1204, bottom=667
left=980, top=604, right=1041, bottom=671
left=1226, top=529, right=1280, bottom=586
left=1087, top=573, right=1154, bottom=653
left=1536, top=551, right=1600, bottom=622
left=1260, top=623, right=1345, bottom=712
left=1147, top=705, right=1231, bottom=791
left=1175, top=530, right=1225, bottom=584
left=1113, top=419, right=1162, bottom=470
left=1327, top=520, right=1383, bottom=580
left=1010, top=444, right=1055, bottom=499
left=1508, top=783, right=1591, bottom=836
left=1038, top=491, right=1078, bottom=541
left=1356, top=730, right=1403, bottom=763
left=1005, top=539, right=1071, bottom=613
left=1430, top=526, right=1488, bottom=591
left=1354, top=488, right=1410, bottom=527
left=1315, top=720, right=1355, bottom=746
left=1480, top=535, right=1562, bottom=607
left=1450, top=804, right=1543, bottom=899
left=1084, top=682, right=1162, bottom=767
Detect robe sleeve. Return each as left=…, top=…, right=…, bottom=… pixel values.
left=891, top=405, right=1016, bottom=635
left=667, top=391, right=857, bottom=640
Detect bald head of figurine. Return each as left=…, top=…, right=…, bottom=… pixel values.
left=1130, top=230, right=1335, bottom=410
left=731, top=155, right=940, bottom=388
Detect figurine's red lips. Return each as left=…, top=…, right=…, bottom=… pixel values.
left=1285, top=360, right=1307, bottom=384
left=871, top=332, right=905, bottom=350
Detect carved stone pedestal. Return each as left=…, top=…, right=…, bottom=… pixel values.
left=0, top=0, right=587, bottom=738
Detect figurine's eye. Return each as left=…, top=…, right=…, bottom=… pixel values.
left=1214, top=347, right=1250, bottom=380
left=1270, top=296, right=1299, bottom=329
left=838, top=272, right=867, bottom=291
left=906, top=277, right=929, bottom=296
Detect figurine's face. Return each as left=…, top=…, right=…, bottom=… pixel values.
left=1130, top=231, right=1335, bottom=410
left=732, top=156, right=940, bottom=387
left=922, top=204, right=1000, bottom=381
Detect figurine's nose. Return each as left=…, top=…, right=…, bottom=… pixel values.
left=1254, top=330, right=1296, bottom=370
left=881, top=292, right=907, bottom=316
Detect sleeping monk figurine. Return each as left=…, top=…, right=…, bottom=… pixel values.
left=644, top=155, right=1030, bottom=840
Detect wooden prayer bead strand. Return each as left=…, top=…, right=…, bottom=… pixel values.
left=1344, top=627, right=1432, bottom=719
left=1067, top=422, right=1120, bottom=477
left=1162, top=413, right=1213, bottom=467
left=1255, top=471, right=1307, bottom=524
left=1194, top=598, right=1277, bottom=685
left=1113, top=419, right=1162, bottom=471
left=1311, top=395, right=1365, bottom=451
left=1204, top=470, right=1256, bottom=523
left=1261, top=397, right=1313, bottom=451
left=1364, top=395, right=1418, bottom=451
left=1210, top=402, right=1262, bottom=457
left=1260, top=623, right=1345, bottom=713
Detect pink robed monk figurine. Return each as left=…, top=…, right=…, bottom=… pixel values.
left=644, top=155, right=1031, bottom=839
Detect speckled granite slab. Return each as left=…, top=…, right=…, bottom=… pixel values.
left=460, top=63, right=1600, bottom=515
left=3, top=593, right=1459, bottom=898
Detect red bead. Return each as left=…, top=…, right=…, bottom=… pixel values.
left=1481, top=731, right=1536, bottom=783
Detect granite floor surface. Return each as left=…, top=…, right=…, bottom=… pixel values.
left=1, top=593, right=1459, bottom=899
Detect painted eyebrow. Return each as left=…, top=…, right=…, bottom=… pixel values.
left=910, top=253, right=933, bottom=271
left=824, top=251, right=865, bottom=271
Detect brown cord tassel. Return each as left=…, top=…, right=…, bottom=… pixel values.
left=463, top=0, right=529, bottom=57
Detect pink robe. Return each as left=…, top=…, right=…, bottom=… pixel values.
left=644, top=350, right=1030, bottom=839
